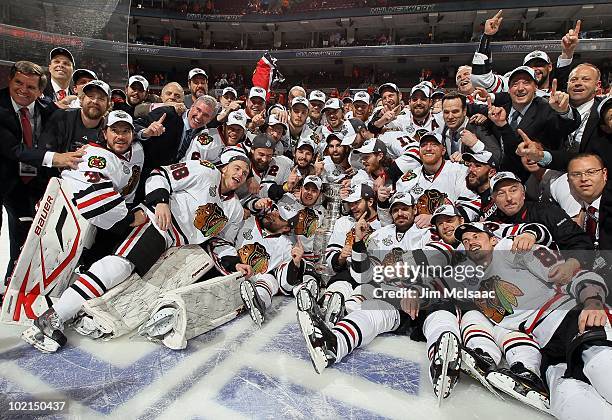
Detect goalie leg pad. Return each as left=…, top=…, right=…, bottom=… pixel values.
left=140, top=272, right=245, bottom=350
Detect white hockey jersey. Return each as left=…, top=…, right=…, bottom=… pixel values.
left=242, top=155, right=294, bottom=200
left=376, top=130, right=422, bottom=173
left=369, top=107, right=443, bottom=138
left=145, top=160, right=244, bottom=246
left=182, top=126, right=224, bottom=164
left=62, top=143, right=143, bottom=229
left=321, top=156, right=352, bottom=183
left=454, top=238, right=607, bottom=347
left=395, top=160, right=481, bottom=221
left=325, top=214, right=382, bottom=272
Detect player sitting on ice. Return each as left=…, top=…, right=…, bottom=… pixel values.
left=455, top=222, right=612, bottom=419
left=234, top=203, right=307, bottom=327
left=22, top=148, right=251, bottom=353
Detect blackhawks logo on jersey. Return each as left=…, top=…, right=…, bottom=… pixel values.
left=199, top=160, right=216, bottom=170
left=416, top=189, right=450, bottom=215
left=475, top=276, right=523, bottom=323
left=121, top=166, right=141, bottom=196
left=238, top=243, right=270, bottom=274
left=310, top=133, right=321, bottom=144
left=197, top=133, right=214, bottom=146
left=414, top=128, right=430, bottom=142
left=345, top=225, right=373, bottom=248
left=88, top=156, right=107, bottom=169
left=401, top=170, right=417, bottom=182
left=193, top=203, right=228, bottom=237
left=293, top=208, right=319, bottom=237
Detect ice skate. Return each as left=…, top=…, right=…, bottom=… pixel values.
left=21, top=308, right=67, bottom=353
left=487, top=362, right=550, bottom=413
left=322, top=291, right=345, bottom=325
left=240, top=279, right=266, bottom=327
left=296, top=307, right=337, bottom=374
left=460, top=347, right=503, bottom=399
left=430, top=331, right=461, bottom=405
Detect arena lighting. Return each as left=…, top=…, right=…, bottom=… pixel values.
left=582, top=4, right=595, bottom=9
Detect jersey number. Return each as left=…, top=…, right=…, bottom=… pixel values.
left=533, top=247, right=562, bottom=268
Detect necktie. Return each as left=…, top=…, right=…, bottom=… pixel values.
left=509, top=111, right=521, bottom=131
left=19, top=107, right=34, bottom=183
left=57, top=90, right=66, bottom=101
left=450, top=131, right=460, bottom=154
left=585, top=205, right=598, bottom=243
left=177, top=128, right=193, bottom=160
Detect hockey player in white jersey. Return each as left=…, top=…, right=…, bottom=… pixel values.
left=306, top=90, right=326, bottom=130
left=234, top=203, right=307, bottom=326
left=59, top=110, right=145, bottom=231
left=287, top=96, right=324, bottom=157
left=368, top=83, right=443, bottom=139
left=455, top=222, right=612, bottom=419
left=396, top=132, right=481, bottom=223
left=321, top=132, right=354, bottom=184
left=183, top=110, right=247, bottom=163
left=22, top=148, right=250, bottom=352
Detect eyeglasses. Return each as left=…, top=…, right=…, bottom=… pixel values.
left=568, top=168, right=605, bottom=179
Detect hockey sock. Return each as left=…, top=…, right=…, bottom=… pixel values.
left=460, top=310, right=501, bottom=365
left=499, top=331, right=541, bottom=374
left=254, top=273, right=278, bottom=309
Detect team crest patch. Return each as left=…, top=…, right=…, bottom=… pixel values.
left=416, top=189, right=450, bottom=215
left=209, top=185, right=217, bottom=197
left=293, top=208, right=319, bottom=237
left=243, top=230, right=253, bottom=240
left=310, top=133, right=321, bottom=144
left=238, top=243, right=270, bottom=274
left=88, top=156, right=106, bottom=169
left=197, top=133, right=214, bottom=145
left=199, top=160, right=216, bottom=169
left=193, top=203, right=228, bottom=237
left=121, top=166, right=141, bottom=196
left=475, top=276, right=523, bottom=323
left=382, top=237, right=393, bottom=246
left=414, top=129, right=429, bottom=142
left=401, top=170, right=416, bottom=182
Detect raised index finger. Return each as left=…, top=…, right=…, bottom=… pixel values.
left=574, top=20, right=581, bottom=34
left=157, top=113, right=167, bottom=124
left=517, top=129, right=532, bottom=143
left=550, top=79, right=558, bottom=96
left=493, top=10, right=503, bottom=20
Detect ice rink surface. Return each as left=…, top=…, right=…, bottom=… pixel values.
left=0, top=211, right=550, bottom=420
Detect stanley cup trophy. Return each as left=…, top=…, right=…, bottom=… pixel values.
left=312, top=178, right=344, bottom=285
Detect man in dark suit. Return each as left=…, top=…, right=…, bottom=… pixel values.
left=42, top=47, right=75, bottom=102
left=0, top=61, right=84, bottom=282
left=133, top=94, right=217, bottom=202
left=439, top=92, right=501, bottom=164
left=487, top=66, right=581, bottom=181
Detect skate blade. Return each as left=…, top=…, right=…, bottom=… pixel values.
left=139, top=307, right=177, bottom=339
left=296, top=310, right=327, bottom=374
left=324, top=293, right=343, bottom=325
left=296, top=288, right=314, bottom=312
left=21, top=326, right=60, bottom=353
left=435, top=333, right=460, bottom=406
left=240, top=281, right=263, bottom=328
left=487, top=372, right=551, bottom=413
left=460, top=350, right=504, bottom=400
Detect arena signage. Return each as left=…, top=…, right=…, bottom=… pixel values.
left=369, top=4, right=437, bottom=15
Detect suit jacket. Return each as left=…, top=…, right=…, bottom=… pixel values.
left=38, top=108, right=104, bottom=153
left=0, top=88, right=58, bottom=196
left=441, top=120, right=502, bottom=164
left=42, top=80, right=74, bottom=102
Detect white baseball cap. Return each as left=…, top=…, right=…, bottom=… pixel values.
left=106, top=110, right=134, bottom=129
left=263, top=114, right=288, bottom=133
left=410, top=83, right=431, bottom=98
left=353, top=91, right=370, bottom=104
left=462, top=150, right=496, bottom=168
left=220, top=146, right=250, bottom=167
left=322, top=98, right=342, bottom=112
left=344, top=183, right=375, bottom=203
left=389, top=192, right=415, bottom=208
left=340, top=118, right=367, bottom=146
left=188, top=68, right=208, bottom=81
left=249, top=86, right=267, bottom=101
left=278, top=202, right=301, bottom=222
left=507, top=66, right=537, bottom=84
left=226, top=111, right=246, bottom=130
left=303, top=175, right=322, bottom=190
left=378, top=82, right=400, bottom=95
left=291, top=96, right=310, bottom=109
left=431, top=204, right=461, bottom=225
left=83, top=79, right=110, bottom=97
left=128, top=75, right=149, bottom=91
left=309, top=90, right=326, bottom=103
left=296, top=138, right=316, bottom=152
left=490, top=171, right=522, bottom=192
left=523, top=50, right=551, bottom=65
left=222, top=87, right=238, bottom=98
